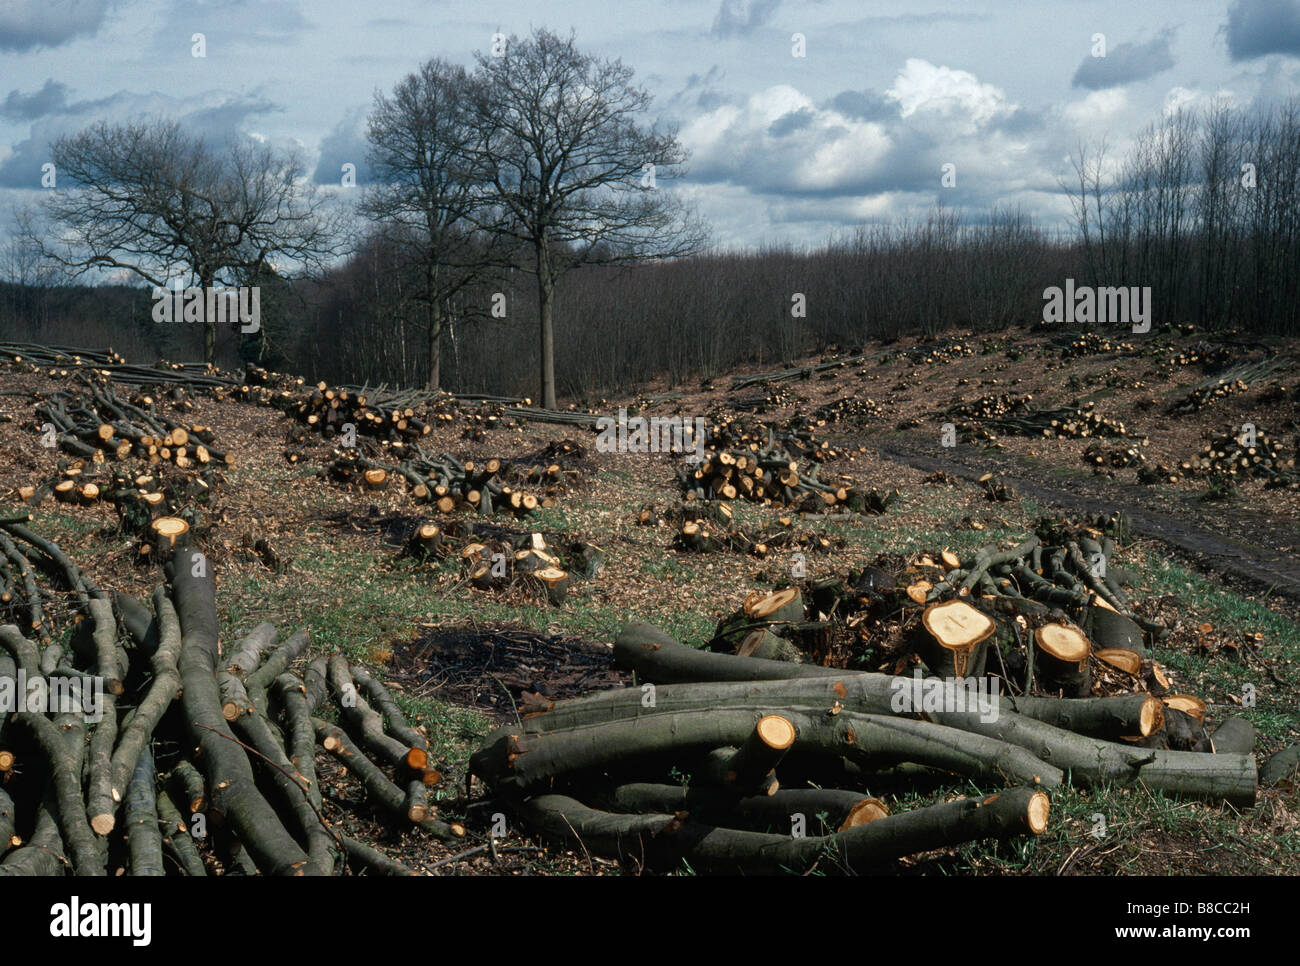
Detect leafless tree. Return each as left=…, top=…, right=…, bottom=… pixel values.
left=19, top=118, right=343, bottom=363
left=362, top=59, right=506, bottom=389
left=470, top=27, right=709, bottom=408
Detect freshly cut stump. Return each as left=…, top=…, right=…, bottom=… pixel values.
left=746, top=588, right=804, bottom=626
left=1163, top=695, right=1206, bottom=722
left=150, top=517, right=190, bottom=548
left=1034, top=623, right=1091, bottom=698
left=1095, top=648, right=1142, bottom=676
left=921, top=600, right=995, bottom=678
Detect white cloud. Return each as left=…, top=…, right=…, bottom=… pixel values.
left=885, top=59, right=1013, bottom=130
left=1064, top=88, right=1128, bottom=126
left=680, top=85, right=892, bottom=195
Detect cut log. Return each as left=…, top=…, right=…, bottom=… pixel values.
left=702, top=714, right=796, bottom=796
left=604, top=783, right=888, bottom=833
left=167, top=550, right=313, bottom=875
left=1163, top=695, right=1207, bottom=722
left=614, top=622, right=844, bottom=683
left=1033, top=623, right=1092, bottom=698
left=471, top=707, right=1061, bottom=792
left=514, top=786, right=1048, bottom=874
left=1085, top=606, right=1147, bottom=657
left=1260, top=745, right=1300, bottom=787
left=124, top=746, right=165, bottom=876
left=920, top=600, right=995, bottom=678
left=1094, top=648, right=1143, bottom=675
left=1210, top=717, right=1255, bottom=755
left=735, top=629, right=804, bottom=664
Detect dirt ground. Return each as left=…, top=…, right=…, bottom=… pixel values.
left=1, top=321, right=1297, bottom=875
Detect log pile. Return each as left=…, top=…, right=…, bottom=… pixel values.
left=25, top=378, right=234, bottom=474
left=469, top=617, right=1256, bottom=872
left=471, top=629, right=1056, bottom=873
left=675, top=446, right=895, bottom=514
left=1168, top=377, right=1250, bottom=415
left=668, top=505, right=846, bottom=558
left=325, top=448, right=554, bottom=516
left=1178, top=426, right=1298, bottom=489
left=944, top=395, right=1136, bottom=442
left=1059, top=332, right=1135, bottom=360
left=403, top=521, right=601, bottom=607
left=1083, top=441, right=1148, bottom=471
left=705, top=410, right=864, bottom=464
left=0, top=524, right=466, bottom=877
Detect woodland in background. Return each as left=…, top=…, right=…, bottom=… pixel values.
left=3, top=95, right=1300, bottom=402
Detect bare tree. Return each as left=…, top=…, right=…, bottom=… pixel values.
left=19, top=118, right=342, bottom=363
left=470, top=28, right=709, bottom=408
left=363, top=59, right=504, bottom=390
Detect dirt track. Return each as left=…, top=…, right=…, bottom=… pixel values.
left=872, top=431, right=1300, bottom=611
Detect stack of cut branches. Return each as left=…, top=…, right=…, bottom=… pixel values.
left=675, top=446, right=895, bottom=514
left=668, top=505, right=845, bottom=558
left=27, top=377, right=234, bottom=474
left=1179, top=425, right=1297, bottom=489
left=472, top=620, right=1246, bottom=874
left=0, top=522, right=466, bottom=876
left=326, top=448, right=553, bottom=516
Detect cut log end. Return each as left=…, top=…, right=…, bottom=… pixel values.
left=1138, top=696, right=1164, bottom=738
left=1026, top=791, right=1051, bottom=835
left=839, top=797, right=890, bottom=830
left=755, top=714, right=796, bottom=751
left=150, top=516, right=190, bottom=547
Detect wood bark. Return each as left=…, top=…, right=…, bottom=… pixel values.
left=168, top=550, right=313, bottom=875
left=517, top=786, right=1048, bottom=873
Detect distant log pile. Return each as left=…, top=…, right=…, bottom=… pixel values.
left=1180, top=425, right=1298, bottom=489
left=325, top=448, right=560, bottom=517
left=662, top=504, right=846, bottom=558
left=675, top=444, right=895, bottom=514
left=1168, top=378, right=1250, bottom=415
left=944, top=395, right=1137, bottom=443
left=403, top=522, right=601, bottom=607
left=705, top=410, right=865, bottom=464
left=0, top=522, right=464, bottom=876
left=26, top=377, right=234, bottom=473
left=1059, top=332, right=1136, bottom=360
left=276, top=382, right=445, bottom=447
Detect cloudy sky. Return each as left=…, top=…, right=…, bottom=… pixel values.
left=2, top=0, right=1300, bottom=251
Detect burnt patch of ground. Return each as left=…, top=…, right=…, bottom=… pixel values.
left=388, top=623, right=630, bottom=720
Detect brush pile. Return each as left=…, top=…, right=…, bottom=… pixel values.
left=325, top=449, right=555, bottom=516
left=1178, top=426, right=1298, bottom=489
left=0, top=520, right=465, bottom=877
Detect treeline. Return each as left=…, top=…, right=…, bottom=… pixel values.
left=3, top=95, right=1300, bottom=401
left=1067, top=97, right=1300, bottom=335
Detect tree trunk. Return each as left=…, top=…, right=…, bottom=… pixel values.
left=426, top=293, right=442, bottom=391
left=537, top=241, right=557, bottom=410
left=201, top=273, right=216, bottom=365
